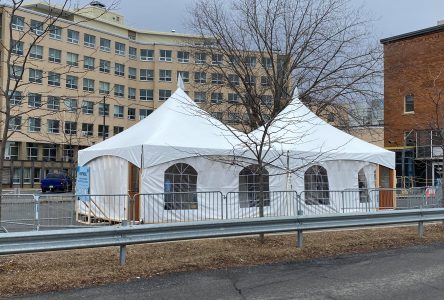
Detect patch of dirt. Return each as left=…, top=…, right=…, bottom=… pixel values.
left=1, top=224, right=444, bottom=297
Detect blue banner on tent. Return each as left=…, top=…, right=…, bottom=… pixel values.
left=76, top=166, right=90, bottom=201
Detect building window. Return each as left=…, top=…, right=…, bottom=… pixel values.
left=140, top=69, right=154, bottom=81
left=128, top=67, right=136, bottom=80
left=34, top=168, right=41, bottom=183
left=47, top=72, right=60, bottom=86
left=9, top=91, right=22, bottom=106
left=23, top=168, right=31, bottom=184
left=82, top=101, right=94, bottom=115
left=304, top=165, right=330, bottom=205
left=159, top=89, right=171, bottom=101
left=115, top=42, right=125, bottom=56
left=228, top=74, right=239, bottom=86
left=140, top=49, right=154, bottom=61
left=159, top=49, right=172, bottom=62
left=100, top=38, right=111, bottom=52
left=26, top=143, right=39, bottom=160
left=261, top=76, right=271, bottom=87
left=8, top=116, right=22, bottom=131
left=177, top=71, right=189, bottom=82
left=83, top=56, right=95, bottom=70
left=115, top=63, right=125, bottom=76
left=66, top=75, right=78, bottom=89
left=159, top=69, right=172, bottom=81
left=212, top=54, right=223, bottom=65
left=12, top=168, right=21, bottom=185
left=64, top=121, right=77, bottom=135
left=128, top=107, right=136, bottom=120
left=211, top=112, right=223, bottom=121
left=81, top=123, right=93, bottom=137
left=128, top=87, right=136, bottom=100
left=99, top=103, right=109, bottom=116
left=211, top=92, right=223, bottom=104
left=262, top=57, right=272, bottom=69
left=12, top=16, right=24, bottom=31
left=239, top=165, right=270, bottom=208
left=11, top=40, right=24, bottom=55
left=177, top=51, right=189, bottom=63
left=195, top=52, right=206, bottom=64
left=48, top=48, right=61, bottom=63
left=211, top=73, right=224, bottom=84
left=194, top=92, right=206, bottom=103
left=47, top=119, right=60, bottom=134
left=404, top=95, right=414, bottom=113
left=28, top=117, right=41, bottom=132
left=98, top=125, right=109, bottom=138
left=113, top=126, right=124, bottom=135
left=43, top=144, right=57, bottom=161
left=261, top=95, right=273, bottom=108
left=5, top=142, right=19, bottom=160
left=140, top=89, right=153, bottom=101
left=29, top=68, right=43, bottom=83
left=30, top=45, right=43, bottom=59
left=245, top=75, right=256, bottom=86
left=129, top=47, right=137, bottom=59
left=28, top=93, right=41, bottom=108
left=66, top=52, right=79, bottom=67
left=83, top=78, right=95, bottom=92
left=84, top=33, right=96, bottom=48
left=48, top=96, right=60, bottom=110
left=194, top=72, right=206, bottom=84
left=245, top=56, right=257, bottom=68
left=49, top=25, right=62, bottom=40
left=139, top=109, right=153, bottom=120
left=114, top=84, right=125, bottom=97
left=64, top=98, right=78, bottom=112
left=99, top=81, right=110, bottom=94
left=228, top=112, right=241, bottom=123
left=228, top=93, right=240, bottom=103
left=63, top=145, right=74, bottom=161
left=164, top=163, right=198, bottom=210
left=30, top=20, right=42, bottom=34
left=67, top=29, right=79, bottom=44
left=99, top=59, right=110, bottom=73
left=9, top=65, right=23, bottom=80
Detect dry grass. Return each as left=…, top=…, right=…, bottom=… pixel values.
left=1, top=224, right=444, bottom=297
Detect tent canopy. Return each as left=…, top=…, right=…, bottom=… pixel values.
left=78, top=87, right=246, bottom=168
left=251, top=96, right=395, bottom=169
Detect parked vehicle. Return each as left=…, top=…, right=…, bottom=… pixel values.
left=41, top=173, right=72, bottom=192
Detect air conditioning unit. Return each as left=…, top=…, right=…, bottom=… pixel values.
left=81, top=131, right=89, bottom=137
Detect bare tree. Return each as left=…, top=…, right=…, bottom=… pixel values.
left=188, top=0, right=382, bottom=238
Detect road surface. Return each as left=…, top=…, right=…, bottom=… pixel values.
left=15, top=242, right=444, bottom=300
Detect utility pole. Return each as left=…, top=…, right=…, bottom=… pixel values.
left=102, top=95, right=106, bottom=141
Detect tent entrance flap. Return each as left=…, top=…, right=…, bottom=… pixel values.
left=377, top=165, right=395, bottom=209
left=128, top=162, right=140, bottom=221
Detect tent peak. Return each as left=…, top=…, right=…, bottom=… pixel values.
left=177, top=73, right=185, bottom=90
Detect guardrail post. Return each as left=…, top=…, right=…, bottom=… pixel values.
left=418, top=221, right=424, bottom=238
left=296, top=230, right=303, bottom=248
left=120, top=219, right=128, bottom=265
left=33, top=194, right=40, bottom=231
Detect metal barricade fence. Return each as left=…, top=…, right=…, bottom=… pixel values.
left=298, top=190, right=379, bottom=215
left=136, top=192, right=224, bottom=223
left=0, top=194, right=36, bottom=232
left=76, top=194, right=131, bottom=225
left=225, top=191, right=298, bottom=219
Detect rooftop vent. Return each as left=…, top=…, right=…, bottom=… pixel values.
left=90, top=1, right=106, bottom=8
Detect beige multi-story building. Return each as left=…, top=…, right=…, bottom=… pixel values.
left=0, top=1, right=236, bottom=187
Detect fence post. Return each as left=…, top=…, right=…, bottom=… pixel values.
left=418, top=221, right=424, bottom=238
left=341, top=191, right=345, bottom=213
left=296, top=230, right=303, bottom=248
left=33, top=194, right=40, bottom=231
left=221, top=193, right=224, bottom=220
left=120, top=219, right=128, bottom=265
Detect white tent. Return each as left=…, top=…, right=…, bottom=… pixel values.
left=77, top=83, right=395, bottom=222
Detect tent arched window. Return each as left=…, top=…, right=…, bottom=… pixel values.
left=304, top=165, right=330, bottom=205
left=164, top=163, right=198, bottom=210
left=358, top=168, right=369, bottom=203
left=239, top=165, right=270, bottom=208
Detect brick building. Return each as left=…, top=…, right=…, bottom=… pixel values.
left=381, top=23, right=444, bottom=187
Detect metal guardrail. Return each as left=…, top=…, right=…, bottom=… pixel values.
left=0, top=208, right=443, bottom=265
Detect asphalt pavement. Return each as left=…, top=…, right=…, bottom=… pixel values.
left=14, top=242, right=444, bottom=300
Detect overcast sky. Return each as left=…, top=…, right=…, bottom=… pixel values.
left=62, top=0, right=444, bottom=40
